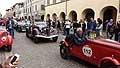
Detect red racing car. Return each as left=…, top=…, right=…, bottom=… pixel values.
left=60, top=36, right=120, bottom=68
left=0, top=27, right=13, bottom=52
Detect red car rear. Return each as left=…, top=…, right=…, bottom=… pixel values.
left=60, top=37, right=120, bottom=68
left=0, top=29, right=13, bottom=52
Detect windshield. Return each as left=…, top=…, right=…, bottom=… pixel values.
left=34, top=22, right=47, bottom=26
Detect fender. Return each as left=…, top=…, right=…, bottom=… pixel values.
left=64, top=41, right=69, bottom=47
left=98, top=57, right=120, bottom=67
left=7, top=35, right=13, bottom=45
left=33, top=28, right=40, bottom=35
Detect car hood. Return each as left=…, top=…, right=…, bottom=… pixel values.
left=88, top=38, right=120, bottom=49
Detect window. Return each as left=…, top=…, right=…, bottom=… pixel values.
left=61, top=0, right=65, bottom=2
left=47, top=0, right=50, bottom=5
left=35, top=5, right=37, bottom=11
left=24, top=9, right=25, bottom=13
left=53, top=0, right=56, bottom=4
left=119, top=0, right=120, bottom=13
left=41, top=5, right=45, bottom=10
left=30, top=7, right=31, bottom=12
left=28, top=8, right=29, bottom=13
left=26, top=8, right=27, bottom=13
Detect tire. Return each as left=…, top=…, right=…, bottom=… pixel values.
left=60, top=45, right=70, bottom=59
left=33, top=37, right=39, bottom=43
left=52, top=36, right=58, bottom=42
left=100, top=62, right=119, bottom=68
left=26, top=31, right=29, bottom=38
left=5, top=46, right=12, bottom=52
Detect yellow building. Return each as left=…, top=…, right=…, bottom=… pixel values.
left=45, top=0, right=119, bottom=22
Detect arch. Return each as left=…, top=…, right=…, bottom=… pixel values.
left=28, top=16, right=31, bottom=20
left=60, top=12, right=66, bottom=22
left=100, top=6, right=117, bottom=30
left=69, top=10, right=77, bottom=21
left=46, top=14, right=50, bottom=20
left=81, top=8, right=95, bottom=20
left=100, top=6, right=117, bottom=22
left=47, top=14, right=50, bottom=18
left=41, top=15, right=44, bottom=21
left=52, top=13, right=57, bottom=21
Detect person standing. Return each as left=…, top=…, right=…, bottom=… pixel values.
left=96, top=18, right=103, bottom=36
left=6, top=17, right=15, bottom=38
left=90, top=17, right=97, bottom=31
left=114, top=21, right=120, bottom=41
left=86, top=17, right=96, bottom=33
left=103, top=20, right=109, bottom=31
left=64, top=20, right=71, bottom=36
left=78, top=19, right=86, bottom=32
left=106, top=19, right=115, bottom=39
left=57, top=20, right=61, bottom=33
left=73, top=20, right=79, bottom=33
left=51, top=20, right=56, bottom=28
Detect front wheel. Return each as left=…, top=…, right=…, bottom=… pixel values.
left=60, top=45, right=70, bottom=59
left=33, top=37, right=39, bottom=43
left=5, top=46, right=12, bottom=52
left=26, top=32, right=30, bottom=38
left=52, top=36, right=58, bottom=42
left=100, top=62, right=120, bottom=68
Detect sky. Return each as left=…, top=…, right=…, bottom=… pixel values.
left=0, top=0, right=24, bottom=15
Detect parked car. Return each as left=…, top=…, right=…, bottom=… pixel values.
left=0, top=27, right=13, bottom=52
left=60, top=35, right=120, bottom=68
left=16, top=21, right=31, bottom=32
left=26, top=21, right=58, bottom=43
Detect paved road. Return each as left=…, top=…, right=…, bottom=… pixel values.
left=1, top=32, right=96, bottom=68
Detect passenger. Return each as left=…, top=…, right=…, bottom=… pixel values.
left=73, top=28, right=87, bottom=45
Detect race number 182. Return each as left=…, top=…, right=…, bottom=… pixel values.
left=82, top=46, right=92, bottom=57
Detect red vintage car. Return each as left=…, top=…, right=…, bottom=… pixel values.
left=0, top=28, right=13, bottom=52
left=60, top=36, right=120, bottom=68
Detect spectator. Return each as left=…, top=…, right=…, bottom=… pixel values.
left=64, top=20, right=71, bottom=36
left=103, top=20, right=109, bottom=31
left=51, top=20, right=56, bottom=28
left=90, top=17, right=97, bottom=31
left=86, top=17, right=96, bottom=33
left=78, top=19, right=86, bottom=32
left=106, top=19, right=115, bottom=39
left=6, top=17, right=15, bottom=39
left=57, top=20, right=61, bottom=33
left=73, top=20, right=78, bottom=33
left=96, top=18, right=103, bottom=36
left=114, top=21, right=120, bottom=41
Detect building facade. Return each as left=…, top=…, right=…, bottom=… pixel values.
left=12, top=3, right=24, bottom=19
left=45, top=0, right=119, bottom=23
left=24, top=0, right=45, bottom=20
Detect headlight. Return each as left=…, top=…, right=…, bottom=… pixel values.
left=1, top=36, right=7, bottom=42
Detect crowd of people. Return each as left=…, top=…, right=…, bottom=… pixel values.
left=45, top=16, right=120, bottom=42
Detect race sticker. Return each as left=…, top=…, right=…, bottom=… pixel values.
left=82, top=45, right=92, bottom=57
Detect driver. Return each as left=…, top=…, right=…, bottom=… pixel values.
left=73, top=28, right=87, bottom=45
